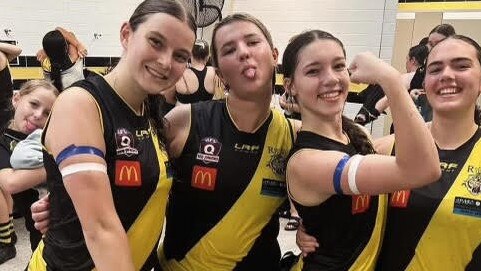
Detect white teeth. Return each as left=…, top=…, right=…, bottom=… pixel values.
left=439, top=88, right=458, bottom=95
left=320, top=91, right=340, bottom=99
left=243, top=68, right=256, bottom=79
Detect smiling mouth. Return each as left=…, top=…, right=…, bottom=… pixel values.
left=319, top=90, right=342, bottom=100
left=146, top=66, right=167, bottom=80
left=438, top=87, right=460, bottom=96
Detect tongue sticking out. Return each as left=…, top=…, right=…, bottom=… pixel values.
left=243, top=68, right=256, bottom=79
left=26, top=121, right=37, bottom=132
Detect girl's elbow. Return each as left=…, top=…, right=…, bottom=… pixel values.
left=0, top=181, right=17, bottom=195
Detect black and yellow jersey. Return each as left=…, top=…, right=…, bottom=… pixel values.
left=289, top=131, right=386, bottom=271
left=159, top=100, right=294, bottom=271
left=0, top=129, right=26, bottom=168
left=28, top=74, right=173, bottom=271
left=377, top=129, right=481, bottom=271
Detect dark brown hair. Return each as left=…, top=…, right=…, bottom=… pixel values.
left=129, top=0, right=197, bottom=148
left=210, top=13, right=274, bottom=68
left=282, top=30, right=374, bottom=154
left=427, top=34, right=481, bottom=125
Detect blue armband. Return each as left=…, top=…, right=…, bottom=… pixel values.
left=333, top=155, right=350, bottom=195
left=56, top=144, right=105, bottom=165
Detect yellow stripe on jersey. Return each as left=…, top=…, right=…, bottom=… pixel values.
left=127, top=130, right=172, bottom=270
left=159, top=109, right=293, bottom=271
left=406, top=138, right=481, bottom=270
left=28, top=241, right=48, bottom=271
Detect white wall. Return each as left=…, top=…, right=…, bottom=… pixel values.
left=0, top=0, right=142, bottom=57
left=1, top=0, right=397, bottom=62
left=222, top=0, right=398, bottom=64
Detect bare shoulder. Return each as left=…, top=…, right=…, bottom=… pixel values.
left=45, top=87, right=104, bottom=156
left=165, top=104, right=192, bottom=158
left=287, top=149, right=344, bottom=205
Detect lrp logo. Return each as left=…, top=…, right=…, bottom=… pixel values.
left=115, top=160, right=142, bottom=187
left=191, top=166, right=217, bottom=191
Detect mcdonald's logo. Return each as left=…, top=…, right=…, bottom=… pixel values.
left=390, top=190, right=411, bottom=208
left=115, top=160, right=142, bottom=187
left=191, top=165, right=217, bottom=191
left=352, top=195, right=370, bottom=214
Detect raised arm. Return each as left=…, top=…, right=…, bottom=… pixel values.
left=55, top=27, right=87, bottom=59
left=288, top=52, right=440, bottom=206
left=45, top=87, right=134, bottom=270
left=0, top=43, right=20, bottom=131
left=0, top=42, right=22, bottom=64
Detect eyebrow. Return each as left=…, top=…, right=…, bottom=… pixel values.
left=303, top=56, right=345, bottom=69
left=219, top=33, right=260, bottom=51
left=427, top=57, right=473, bottom=68
left=148, top=31, right=191, bottom=55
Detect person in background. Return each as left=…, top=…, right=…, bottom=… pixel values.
left=413, top=24, right=456, bottom=122
left=37, top=27, right=87, bottom=91
left=0, top=80, right=58, bottom=263
left=354, top=43, right=429, bottom=127
left=0, top=42, right=22, bottom=132
left=175, top=39, right=217, bottom=104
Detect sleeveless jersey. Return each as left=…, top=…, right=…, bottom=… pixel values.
left=28, top=74, right=173, bottom=271
left=159, top=100, right=294, bottom=271
left=290, top=131, right=387, bottom=271
left=377, top=129, right=481, bottom=271
left=176, top=67, right=214, bottom=104
left=0, top=129, right=26, bottom=165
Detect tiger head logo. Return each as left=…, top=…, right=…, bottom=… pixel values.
left=463, top=173, right=481, bottom=196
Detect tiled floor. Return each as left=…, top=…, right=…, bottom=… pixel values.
left=2, top=218, right=299, bottom=270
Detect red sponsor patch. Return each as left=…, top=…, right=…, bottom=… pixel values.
left=115, top=160, right=142, bottom=187
left=390, top=190, right=411, bottom=208
left=191, top=165, right=217, bottom=191
left=352, top=195, right=371, bottom=214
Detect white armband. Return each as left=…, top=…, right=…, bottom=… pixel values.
left=60, top=162, right=107, bottom=179
left=348, top=155, right=363, bottom=194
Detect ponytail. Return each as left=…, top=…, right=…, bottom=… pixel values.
left=50, top=63, right=64, bottom=92
left=342, top=115, right=376, bottom=155
left=145, top=94, right=167, bottom=150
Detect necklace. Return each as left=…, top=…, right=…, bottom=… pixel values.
left=226, top=96, right=270, bottom=133
left=342, top=130, right=350, bottom=144
left=110, top=74, right=144, bottom=116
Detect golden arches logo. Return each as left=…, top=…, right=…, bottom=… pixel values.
left=119, top=166, right=139, bottom=182
left=115, top=160, right=142, bottom=187
left=390, top=190, right=410, bottom=208
left=191, top=166, right=216, bottom=191
left=194, top=170, right=212, bottom=186
left=352, top=195, right=370, bottom=214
